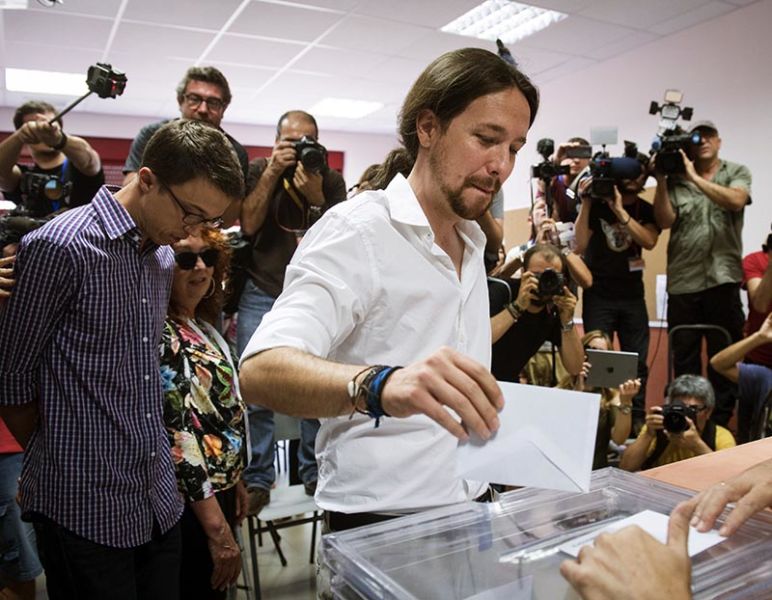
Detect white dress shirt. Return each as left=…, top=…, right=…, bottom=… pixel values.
left=242, top=174, right=490, bottom=513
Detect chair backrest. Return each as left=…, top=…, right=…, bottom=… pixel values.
left=273, top=413, right=301, bottom=442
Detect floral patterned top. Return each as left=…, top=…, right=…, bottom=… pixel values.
left=160, top=317, right=247, bottom=503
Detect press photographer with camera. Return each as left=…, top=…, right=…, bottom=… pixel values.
left=574, top=150, right=660, bottom=430
left=0, top=100, right=104, bottom=225
left=653, top=118, right=751, bottom=427
left=620, top=374, right=736, bottom=472
left=489, top=243, right=584, bottom=383
left=236, top=110, right=346, bottom=515
left=538, top=136, right=591, bottom=223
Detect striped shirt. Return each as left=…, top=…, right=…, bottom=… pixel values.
left=0, top=187, right=183, bottom=548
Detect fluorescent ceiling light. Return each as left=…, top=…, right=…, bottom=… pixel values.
left=5, top=68, right=88, bottom=96
left=309, top=97, right=383, bottom=119
left=0, top=0, right=28, bottom=8
left=441, top=0, right=567, bottom=44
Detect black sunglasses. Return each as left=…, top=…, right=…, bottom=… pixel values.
left=174, top=248, right=219, bottom=270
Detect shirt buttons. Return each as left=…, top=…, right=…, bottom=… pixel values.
left=144, top=374, right=150, bottom=381
left=141, top=298, right=148, bottom=304
left=142, top=336, right=148, bottom=343
left=150, top=452, right=156, bottom=458
left=146, top=413, right=152, bottom=419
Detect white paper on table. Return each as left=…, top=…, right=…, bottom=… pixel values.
left=558, top=509, right=725, bottom=558
left=455, top=381, right=599, bottom=493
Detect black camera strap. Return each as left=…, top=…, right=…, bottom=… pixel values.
left=642, top=418, right=717, bottom=470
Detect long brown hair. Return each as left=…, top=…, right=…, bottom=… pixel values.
left=168, top=229, right=232, bottom=326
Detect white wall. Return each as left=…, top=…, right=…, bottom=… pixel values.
left=0, top=107, right=398, bottom=188
left=504, top=0, right=772, bottom=251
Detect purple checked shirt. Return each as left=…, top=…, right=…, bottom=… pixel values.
left=0, top=187, right=183, bottom=548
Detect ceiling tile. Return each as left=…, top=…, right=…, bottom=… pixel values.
left=582, top=30, right=660, bottom=60
left=579, top=0, right=712, bottom=29
left=110, top=22, right=214, bottom=60
left=123, top=0, right=243, bottom=31
left=532, top=56, right=597, bottom=84
left=206, top=62, right=276, bottom=92
left=25, top=0, right=123, bottom=18
left=3, top=11, right=112, bottom=49
left=396, top=30, right=488, bottom=63
left=508, top=45, right=574, bottom=76
left=650, top=1, right=736, bottom=35
left=529, top=0, right=596, bottom=12
left=351, top=0, right=480, bottom=28
left=227, top=1, right=345, bottom=42
left=291, top=46, right=388, bottom=78
left=4, top=42, right=102, bottom=74
left=517, top=15, right=636, bottom=53
left=206, top=35, right=302, bottom=69
left=317, top=15, right=429, bottom=54
left=365, top=56, right=427, bottom=86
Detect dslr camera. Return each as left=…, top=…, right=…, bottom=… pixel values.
left=649, top=89, right=701, bottom=175
left=19, top=172, right=72, bottom=216
left=530, top=138, right=570, bottom=181
left=535, top=268, right=565, bottom=300
left=662, top=403, right=698, bottom=434
left=587, top=141, right=642, bottom=199
left=0, top=214, right=50, bottom=249
left=293, top=136, right=328, bottom=174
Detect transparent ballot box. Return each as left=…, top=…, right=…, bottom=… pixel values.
left=322, top=468, right=772, bottom=599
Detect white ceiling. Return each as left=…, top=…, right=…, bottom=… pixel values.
left=0, top=0, right=759, bottom=134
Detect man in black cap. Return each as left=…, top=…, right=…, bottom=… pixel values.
left=652, top=120, right=752, bottom=427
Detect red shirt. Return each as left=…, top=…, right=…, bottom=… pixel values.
left=0, top=417, right=22, bottom=454
left=743, top=251, right=772, bottom=366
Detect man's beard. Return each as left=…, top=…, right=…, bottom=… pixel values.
left=430, top=150, right=499, bottom=220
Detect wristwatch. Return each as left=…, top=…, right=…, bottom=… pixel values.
left=560, top=319, right=575, bottom=332
left=506, top=301, right=524, bottom=321
left=614, top=404, right=633, bottom=415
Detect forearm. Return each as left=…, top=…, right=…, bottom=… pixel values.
left=61, top=135, right=101, bottom=176
left=620, top=215, right=658, bottom=250
left=709, top=331, right=765, bottom=381
left=0, top=402, right=39, bottom=449
left=476, top=212, right=503, bottom=254
left=190, top=495, right=232, bottom=539
left=0, top=132, right=23, bottom=191
left=565, top=253, right=592, bottom=289
left=573, top=202, right=591, bottom=254
left=619, top=434, right=653, bottom=471
left=611, top=410, right=632, bottom=445
left=240, top=169, right=280, bottom=236
left=750, top=272, right=772, bottom=313
left=559, top=326, right=583, bottom=375
left=653, top=180, right=676, bottom=229
left=693, top=177, right=748, bottom=212
left=491, top=309, right=515, bottom=344
left=239, top=347, right=363, bottom=417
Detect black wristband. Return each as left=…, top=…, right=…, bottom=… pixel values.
left=51, top=132, right=68, bottom=151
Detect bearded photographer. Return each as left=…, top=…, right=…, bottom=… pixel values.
left=653, top=120, right=751, bottom=427
left=0, top=101, right=103, bottom=226
left=620, top=374, right=735, bottom=472
left=236, top=110, right=346, bottom=515
left=490, top=243, right=584, bottom=383
left=574, top=157, right=660, bottom=430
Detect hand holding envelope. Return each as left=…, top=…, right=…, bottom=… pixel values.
left=455, top=381, right=600, bottom=493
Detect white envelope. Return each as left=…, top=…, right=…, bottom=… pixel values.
left=456, top=381, right=600, bottom=493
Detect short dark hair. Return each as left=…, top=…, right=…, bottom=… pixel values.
left=367, top=147, right=414, bottom=191
left=567, top=137, right=590, bottom=146
left=176, top=66, right=232, bottom=106
left=141, top=120, right=244, bottom=201
left=14, top=101, right=58, bottom=130
left=398, top=48, right=539, bottom=161
left=522, top=243, right=566, bottom=273
left=276, top=110, right=319, bottom=139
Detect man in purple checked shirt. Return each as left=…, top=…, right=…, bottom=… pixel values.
left=0, top=119, right=244, bottom=600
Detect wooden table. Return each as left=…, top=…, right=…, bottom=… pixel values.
left=641, top=437, right=772, bottom=492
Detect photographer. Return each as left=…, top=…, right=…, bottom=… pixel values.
left=490, top=243, right=584, bottom=383
left=574, top=155, right=660, bottom=429
left=0, top=101, right=103, bottom=224
left=122, top=66, right=249, bottom=196
left=236, top=110, right=346, bottom=516
left=537, top=137, right=590, bottom=223
left=653, top=120, right=751, bottom=427
left=620, top=374, right=735, bottom=472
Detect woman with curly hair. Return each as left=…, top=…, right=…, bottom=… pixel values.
left=159, top=228, right=248, bottom=598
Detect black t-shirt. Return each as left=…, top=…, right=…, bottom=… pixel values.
left=583, top=197, right=657, bottom=299
left=489, top=277, right=561, bottom=382
left=6, top=160, right=105, bottom=217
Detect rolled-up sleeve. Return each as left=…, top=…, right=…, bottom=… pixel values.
left=241, top=210, right=375, bottom=364
left=0, top=237, right=76, bottom=406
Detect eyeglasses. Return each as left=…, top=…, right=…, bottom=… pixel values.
left=164, top=185, right=224, bottom=229
left=183, top=93, right=225, bottom=111
left=174, top=248, right=219, bottom=270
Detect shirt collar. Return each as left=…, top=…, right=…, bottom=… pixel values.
left=92, top=185, right=142, bottom=242
left=383, top=174, right=487, bottom=251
